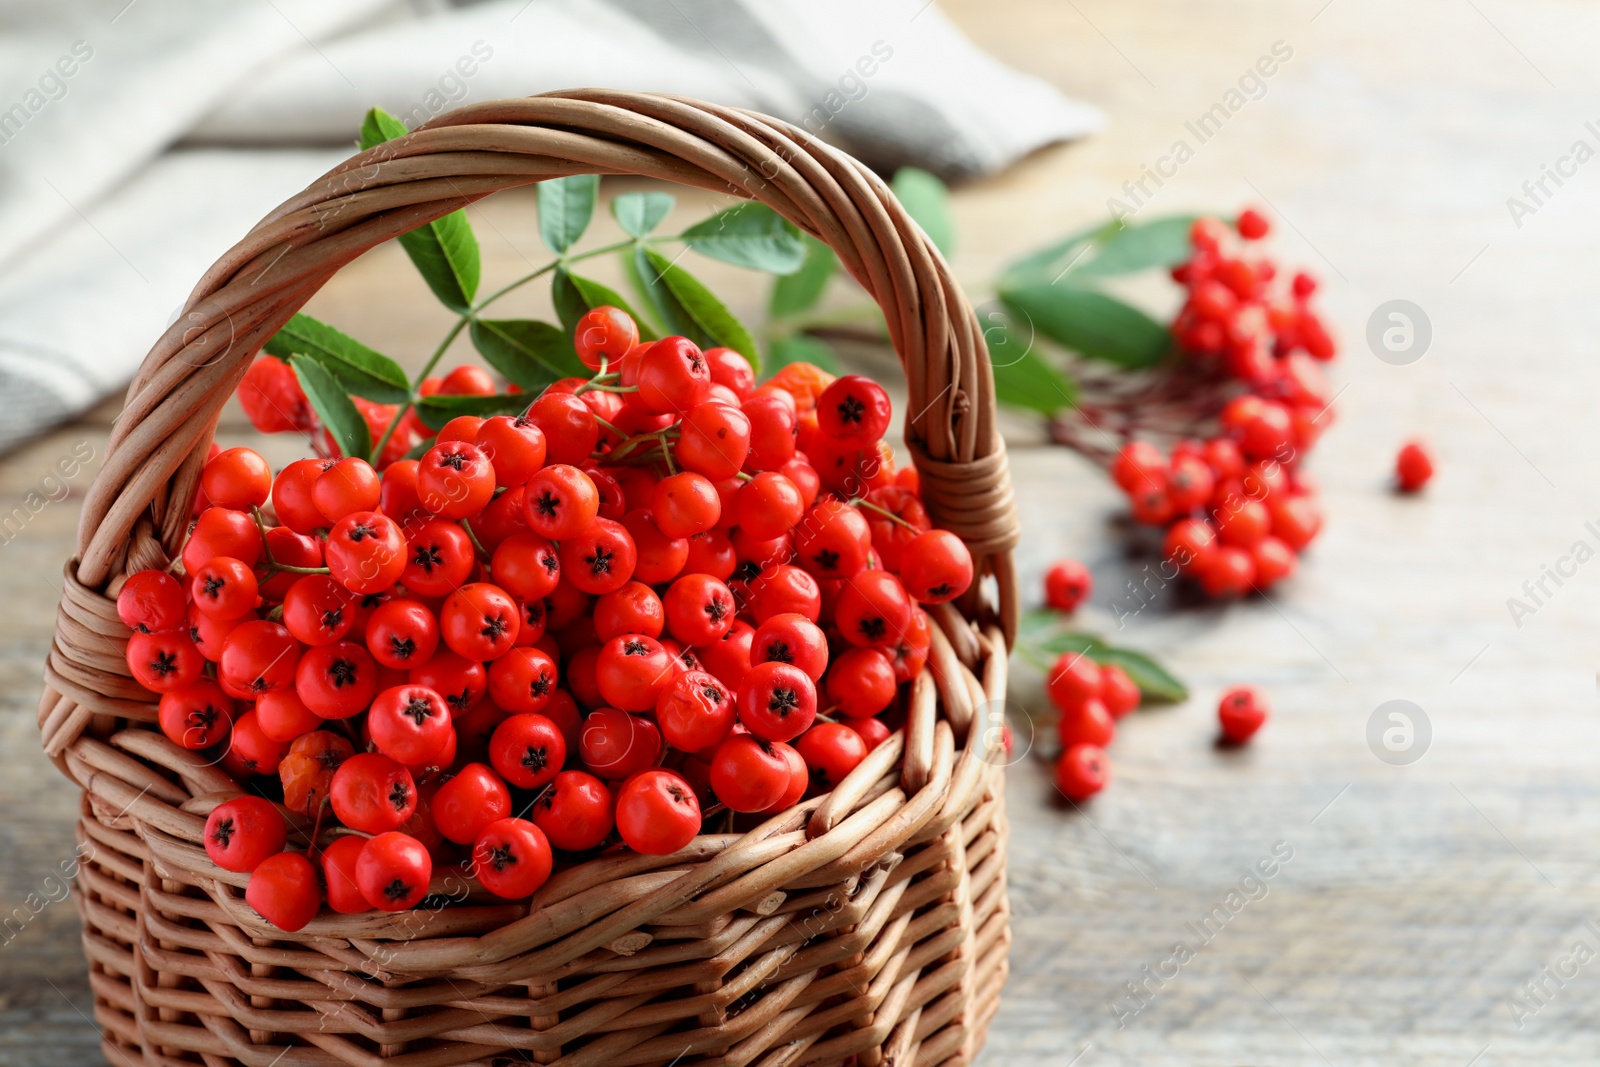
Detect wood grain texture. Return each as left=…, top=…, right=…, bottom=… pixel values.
left=4, top=0, right=1600, bottom=1063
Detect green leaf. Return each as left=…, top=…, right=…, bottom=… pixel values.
left=263, top=313, right=410, bottom=404
left=767, top=334, right=841, bottom=376
left=641, top=247, right=762, bottom=372
left=891, top=167, right=955, bottom=255
left=999, top=286, right=1172, bottom=369
left=552, top=268, right=659, bottom=342
left=415, top=393, right=529, bottom=432
left=288, top=354, right=370, bottom=459
left=358, top=107, right=480, bottom=312
left=612, top=191, right=675, bottom=238
left=1018, top=608, right=1064, bottom=643
left=680, top=202, right=806, bottom=274
left=537, top=175, right=599, bottom=254
left=769, top=234, right=838, bottom=318
left=358, top=106, right=409, bottom=150
left=1092, top=647, right=1189, bottom=703
left=630, top=244, right=699, bottom=340
left=1064, top=215, right=1201, bottom=279
left=999, top=219, right=1119, bottom=286
left=979, top=305, right=1076, bottom=414
left=470, top=319, right=583, bottom=387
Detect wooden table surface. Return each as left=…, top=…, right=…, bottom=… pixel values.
left=5, top=1, right=1599, bottom=1064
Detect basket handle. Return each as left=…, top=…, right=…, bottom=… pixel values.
left=73, top=90, right=1020, bottom=634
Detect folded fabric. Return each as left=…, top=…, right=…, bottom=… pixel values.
left=0, top=0, right=1103, bottom=454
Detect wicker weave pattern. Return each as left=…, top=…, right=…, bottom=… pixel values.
left=39, top=91, right=1019, bottom=1066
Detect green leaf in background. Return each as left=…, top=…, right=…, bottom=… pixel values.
left=289, top=354, right=370, bottom=459
left=1000, top=286, right=1172, bottom=369
left=552, top=268, right=659, bottom=341
left=629, top=244, right=698, bottom=341
left=991, top=350, right=1077, bottom=415
left=769, top=234, right=838, bottom=318
left=1016, top=612, right=1189, bottom=703
left=537, top=174, right=599, bottom=254
left=641, top=247, right=762, bottom=372
left=470, top=318, right=585, bottom=386
left=415, top=393, right=530, bottom=432
left=999, top=219, right=1120, bottom=286
left=612, top=191, right=675, bottom=238
left=680, top=202, right=806, bottom=274
left=1092, top=647, right=1189, bottom=703
left=768, top=334, right=841, bottom=376
left=359, top=107, right=481, bottom=313
left=1061, top=215, right=1201, bottom=279
left=891, top=167, right=955, bottom=255
left=264, top=313, right=410, bottom=404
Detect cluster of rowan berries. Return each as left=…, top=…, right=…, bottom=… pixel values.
left=118, top=307, right=974, bottom=931
left=1110, top=211, right=1333, bottom=599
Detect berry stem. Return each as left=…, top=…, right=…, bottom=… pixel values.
left=849, top=496, right=919, bottom=532
left=251, top=506, right=331, bottom=575
left=460, top=518, right=490, bottom=561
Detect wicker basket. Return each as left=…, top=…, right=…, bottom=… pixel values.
left=38, top=90, right=1022, bottom=1067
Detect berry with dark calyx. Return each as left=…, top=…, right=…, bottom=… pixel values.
left=400, top=520, right=475, bottom=598
left=792, top=498, right=872, bottom=580
left=417, top=441, right=496, bottom=520
left=368, top=684, right=453, bottom=765
left=1044, top=559, right=1092, bottom=613
left=898, top=529, right=974, bottom=604
left=355, top=831, right=433, bottom=912
left=595, top=633, right=674, bottom=712
left=833, top=569, right=912, bottom=649
left=296, top=641, right=379, bottom=719
left=737, top=660, right=818, bottom=743
left=558, top=518, right=638, bottom=596
left=330, top=752, right=416, bottom=834
left=408, top=648, right=487, bottom=718
left=487, top=646, right=560, bottom=714
left=750, top=612, right=829, bottom=682
left=533, top=770, right=614, bottom=851
left=432, top=762, right=511, bottom=844
left=1218, top=685, right=1269, bottom=744
left=205, top=795, right=287, bottom=873
left=637, top=336, right=711, bottom=415
left=1395, top=439, right=1433, bottom=493
left=281, top=574, right=357, bottom=647
left=615, top=769, right=701, bottom=855
left=128, top=628, right=206, bottom=695
left=817, top=374, right=892, bottom=444
left=654, top=669, right=736, bottom=753
left=158, top=681, right=235, bottom=750
left=489, top=712, right=567, bottom=789
left=216, top=620, right=298, bottom=700
left=524, top=464, right=601, bottom=540
left=491, top=532, right=562, bottom=602
left=246, top=851, right=321, bottom=931
left=1055, top=743, right=1110, bottom=802
left=795, top=721, right=868, bottom=789
left=325, top=511, right=406, bottom=595
left=662, top=573, right=737, bottom=647
left=364, top=597, right=440, bottom=670
left=472, top=818, right=554, bottom=899
left=440, top=583, right=521, bottom=661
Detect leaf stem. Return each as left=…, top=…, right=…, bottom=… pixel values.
left=473, top=239, right=638, bottom=316
left=371, top=315, right=470, bottom=463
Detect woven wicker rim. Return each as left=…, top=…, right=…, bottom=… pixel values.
left=40, top=91, right=1020, bottom=975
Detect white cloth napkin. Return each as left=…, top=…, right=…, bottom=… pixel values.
left=0, top=0, right=1103, bottom=453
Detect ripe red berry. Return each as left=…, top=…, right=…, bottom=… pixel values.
left=440, top=583, right=521, bottom=661
left=750, top=613, right=828, bottom=682
left=1218, top=685, right=1269, bottom=744
left=710, top=734, right=790, bottom=811
left=239, top=356, right=311, bottom=434
left=356, top=831, right=433, bottom=911
left=824, top=647, right=896, bottom=718
left=737, top=660, right=817, bottom=742
left=441, top=365, right=496, bottom=396
left=216, top=621, right=298, bottom=700
left=795, top=721, right=868, bottom=789
left=533, top=770, right=614, bottom=851
left=593, top=582, right=664, bottom=642
left=255, top=688, right=322, bottom=742
left=245, top=851, right=321, bottom=931
left=319, top=834, right=372, bottom=915
left=473, top=817, right=554, bottom=899
left=364, top=597, right=440, bottom=670
left=312, top=457, right=381, bottom=523
left=677, top=402, right=752, bottom=480
left=489, top=713, right=566, bottom=789
left=1216, top=498, right=1271, bottom=548
left=1268, top=495, right=1323, bottom=551
left=201, top=447, right=273, bottom=511
left=1056, top=697, right=1115, bottom=749
left=899, top=529, right=974, bottom=604
left=417, top=442, right=496, bottom=520
left=558, top=518, right=638, bottom=596
left=1163, top=518, right=1218, bottom=576
left=579, top=708, right=662, bottom=779
left=325, top=512, right=406, bottom=595
left=400, top=520, right=475, bottom=598
left=653, top=670, right=733, bottom=752
left=1236, top=207, right=1270, bottom=239
left=1055, top=743, right=1110, bottom=802
left=117, top=569, right=186, bottom=634
left=652, top=472, right=721, bottom=539
left=744, top=563, right=822, bottom=624
left=662, top=573, right=736, bottom=647
left=368, top=685, right=453, bottom=765
left=487, top=646, right=559, bottom=714
left=330, top=752, right=416, bottom=834
left=1199, top=545, right=1256, bottom=599
left=184, top=507, right=264, bottom=574
left=272, top=459, right=332, bottom=535
left=817, top=375, right=892, bottom=444
left=1100, top=664, right=1141, bottom=719
left=574, top=305, right=640, bottom=371
left=158, top=681, right=235, bottom=750
left=615, top=769, right=701, bottom=855
left=734, top=472, right=805, bottom=540
left=1111, top=441, right=1165, bottom=494
left=792, top=499, right=872, bottom=580
left=1251, top=535, right=1297, bottom=588
left=204, top=795, right=287, bottom=873
left=279, top=574, right=355, bottom=647
left=432, top=762, right=511, bottom=844
left=490, top=532, right=562, bottom=602
left=595, top=634, right=675, bottom=712
left=705, top=347, right=756, bottom=399
left=622, top=508, right=688, bottom=585
left=741, top=394, right=798, bottom=472
left=1043, top=559, right=1092, bottom=613
left=524, top=465, right=601, bottom=540
left=408, top=648, right=487, bottom=717
left=1221, top=396, right=1293, bottom=460
left=637, top=337, right=711, bottom=415
left=1395, top=439, right=1433, bottom=492
left=845, top=716, right=892, bottom=752
left=833, top=570, right=912, bottom=648
left=1046, top=653, right=1103, bottom=714
left=295, top=641, right=378, bottom=719
left=474, top=415, right=548, bottom=488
